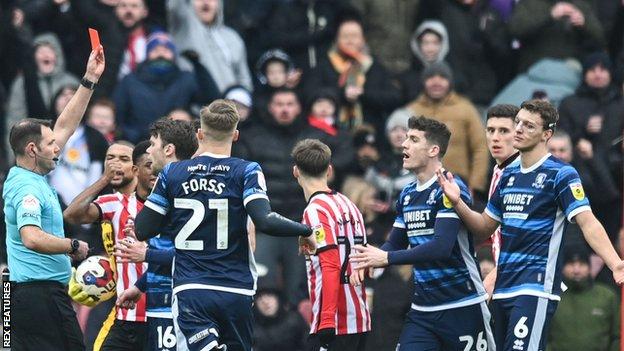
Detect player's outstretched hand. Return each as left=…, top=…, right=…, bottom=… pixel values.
left=298, top=234, right=317, bottom=256
left=114, top=237, right=147, bottom=263
left=116, top=285, right=142, bottom=310
left=84, top=45, right=105, bottom=83
left=613, top=260, right=624, bottom=285
left=68, top=268, right=99, bottom=307
left=350, top=245, right=388, bottom=270
left=435, top=168, right=461, bottom=206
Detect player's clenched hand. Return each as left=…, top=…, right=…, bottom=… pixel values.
left=435, top=168, right=461, bottom=206
left=350, top=245, right=388, bottom=270
left=612, top=260, right=624, bottom=285
left=114, top=237, right=147, bottom=263
left=298, top=234, right=317, bottom=256
left=116, top=285, right=142, bottom=310
left=68, top=268, right=99, bottom=307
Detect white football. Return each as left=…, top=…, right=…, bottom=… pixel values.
left=75, top=255, right=116, bottom=302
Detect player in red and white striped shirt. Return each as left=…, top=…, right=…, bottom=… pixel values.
left=64, top=141, right=154, bottom=349
left=292, top=139, right=371, bottom=351
left=483, top=104, right=519, bottom=294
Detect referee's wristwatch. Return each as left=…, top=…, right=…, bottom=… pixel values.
left=69, top=239, right=80, bottom=255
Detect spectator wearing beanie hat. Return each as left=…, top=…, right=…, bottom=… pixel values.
left=403, top=62, right=489, bottom=196
left=548, top=246, right=620, bottom=351
left=113, top=32, right=215, bottom=143
left=224, top=85, right=253, bottom=128
left=558, top=51, right=623, bottom=246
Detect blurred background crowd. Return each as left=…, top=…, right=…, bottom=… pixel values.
left=0, top=0, right=622, bottom=350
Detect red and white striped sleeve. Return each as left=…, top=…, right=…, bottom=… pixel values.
left=303, top=201, right=338, bottom=252
left=93, top=194, right=121, bottom=222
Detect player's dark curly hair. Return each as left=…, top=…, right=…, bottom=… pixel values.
left=408, top=116, right=451, bottom=158
left=520, top=99, right=559, bottom=131
left=149, top=118, right=198, bottom=160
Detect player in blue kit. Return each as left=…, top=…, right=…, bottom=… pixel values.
left=437, top=99, right=624, bottom=351
left=350, top=116, right=494, bottom=351
left=132, top=100, right=315, bottom=351
left=115, top=119, right=198, bottom=351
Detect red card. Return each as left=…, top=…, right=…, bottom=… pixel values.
left=88, top=28, right=101, bottom=51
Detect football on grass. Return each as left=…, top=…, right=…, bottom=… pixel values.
left=76, top=256, right=116, bottom=302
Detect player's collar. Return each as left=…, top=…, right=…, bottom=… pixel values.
left=308, top=189, right=335, bottom=203
left=520, top=153, right=551, bottom=174
left=198, top=151, right=229, bottom=158
left=499, top=152, right=519, bottom=170
left=415, top=174, right=437, bottom=192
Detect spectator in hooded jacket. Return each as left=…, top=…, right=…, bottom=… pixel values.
left=403, top=62, right=489, bottom=194
left=558, top=52, right=623, bottom=242
left=401, top=20, right=450, bottom=102
left=253, top=49, right=301, bottom=120
left=167, top=0, right=253, bottom=92
left=113, top=31, right=217, bottom=143
left=304, top=15, right=402, bottom=135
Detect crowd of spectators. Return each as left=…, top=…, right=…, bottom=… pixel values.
left=0, top=0, right=622, bottom=349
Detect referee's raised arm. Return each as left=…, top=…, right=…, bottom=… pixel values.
left=53, top=46, right=105, bottom=150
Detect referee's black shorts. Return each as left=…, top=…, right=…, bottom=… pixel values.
left=11, top=281, right=85, bottom=351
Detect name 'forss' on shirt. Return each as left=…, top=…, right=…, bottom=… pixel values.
left=485, top=154, right=591, bottom=301
left=394, top=175, right=487, bottom=311
left=145, top=154, right=268, bottom=296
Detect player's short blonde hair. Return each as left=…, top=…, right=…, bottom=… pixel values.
left=200, top=99, right=239, bottom=141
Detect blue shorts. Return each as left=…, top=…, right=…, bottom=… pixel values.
left=146, top=316, right=176, bottom=351
left=397, top=302, right=495, bottom=351
left=172, top=289, right=253, bottom=351
left=491, top=295, right=558, bottom=351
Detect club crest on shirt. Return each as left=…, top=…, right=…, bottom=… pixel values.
left=426, top=191, right=437, bottom=205
left=507, top=176, right=515, bottom=187
left=312, top=224, right=326, bottom=244
left=570, top=183, right=585, bottom=200
left=532, top=173, right=547, bottom=189
left=403, top=195, right=411, bottom=206
left=442, top=195, right=453, bottom=208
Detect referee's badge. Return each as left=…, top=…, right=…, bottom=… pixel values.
left=569, top=183, right=585, bottom=201
left=313, top=224, right=326, bottom=244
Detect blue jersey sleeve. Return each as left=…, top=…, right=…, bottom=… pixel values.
left=555, top=165, right=591, bottom=222
left=14, top=185, right=44, bottom=230
left=393, top=188, right=406, bottom=229
left=145, top=163, right=172, bottom=215
left=242, top=162, right=269, bottom=207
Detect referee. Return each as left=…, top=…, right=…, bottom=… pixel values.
left=2, top=46, right=105, bottom=351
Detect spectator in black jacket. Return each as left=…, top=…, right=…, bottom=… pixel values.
left=233, top=88, right=351, bottom=305
left=557, top=52, right=623, bottom=242
left=72, top=0, right=152, bottom=98
left=304, top=14, right=402, bottom=135
left=253, top=288, right=309, bottom=351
